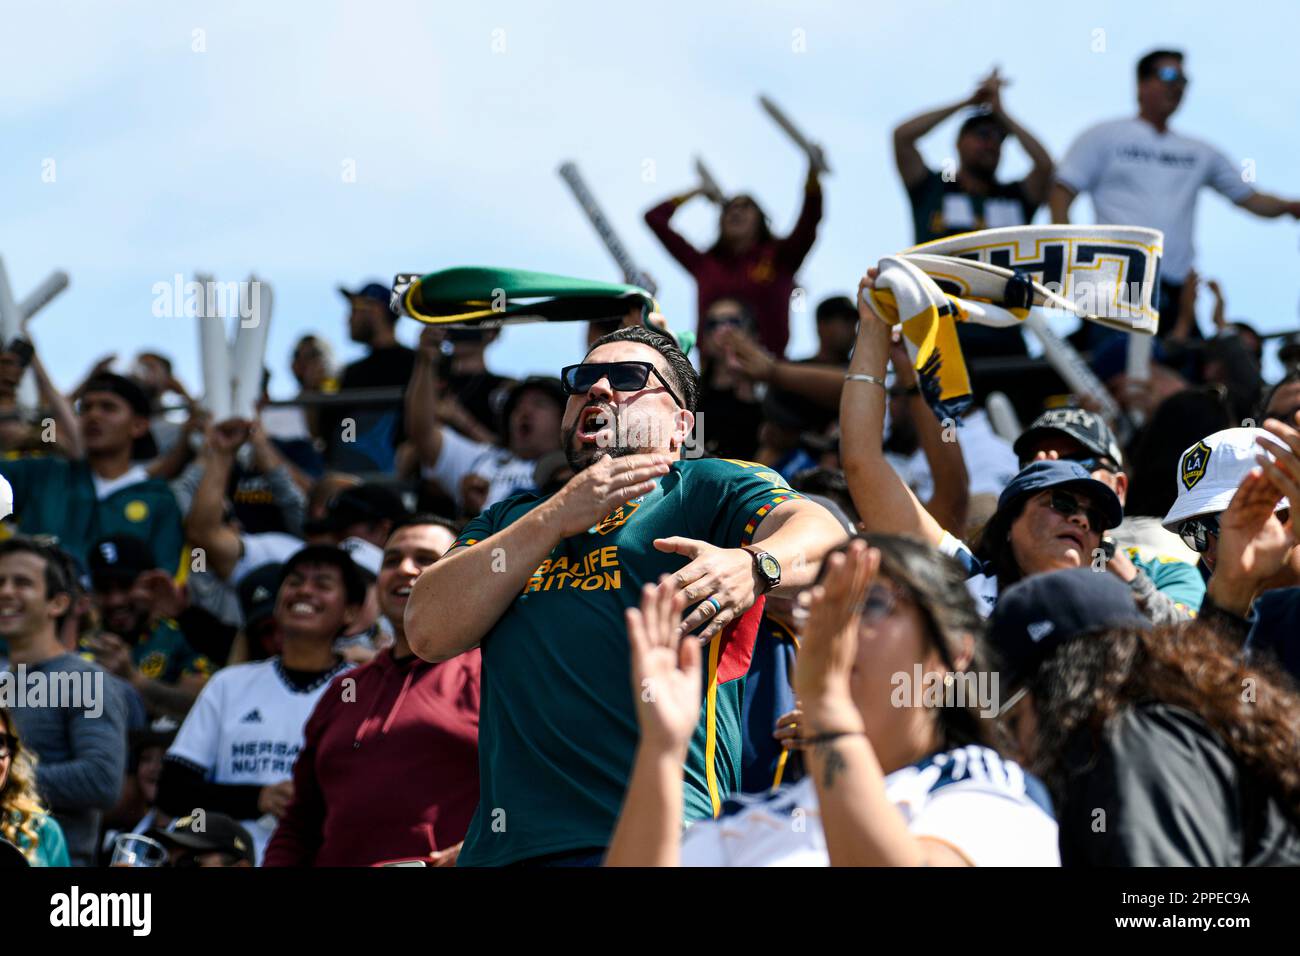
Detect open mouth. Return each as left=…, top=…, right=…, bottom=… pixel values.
left=576, top=405, right=614, bottom=444
left=287, top=600, right=321, bottom=617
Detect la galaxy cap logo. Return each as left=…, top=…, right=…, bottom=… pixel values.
left=1180, top=440, right=1211, bottom=491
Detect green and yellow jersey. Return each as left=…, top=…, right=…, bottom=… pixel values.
left=0, top=456, right=185, bottom=574
left=453, top=457, right=803, bottom=867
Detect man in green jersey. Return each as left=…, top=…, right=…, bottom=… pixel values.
left=0, top=373, right=185, bottom=575
left=408, top=325, right=845, bottom=866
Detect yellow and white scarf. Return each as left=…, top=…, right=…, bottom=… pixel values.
left=864, top=225, right=1163, bottom=419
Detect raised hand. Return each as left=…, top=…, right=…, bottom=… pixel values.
left=794, top=539, right=876, bottom=718
left=625, top=577, right=702, bottom=755
left=542, top=453, right=672, bottom=537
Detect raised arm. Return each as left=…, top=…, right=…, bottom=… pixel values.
left=892, top=98, right=967, bottom=189
left=796, top=541, right=970, bottom=866
left=407, top=327, right=446, bottom=469
left=889, top=337, right=970, bottom=534
left=644, top=189, right=707, bottom=274
left=406, top=453, right=674, bottom=661
left=25, top=343, right=82, bottom=459
left=183, top=420, right=249, bottom=581
left=605, top=581, right=699, bottom=867
left=986, top=85, right=1054, bottom=205
left=774, top=165, right=824, bottom=270
left=839, top=275, right=948, bottom=547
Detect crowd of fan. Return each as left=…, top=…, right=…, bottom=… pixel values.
left=2, top=48, right=1300, bottom=869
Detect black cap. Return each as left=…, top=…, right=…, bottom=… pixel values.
left=996, top=460, right=1123, bottom=532
left=281, top=544, right=368, bottom=607
left=306, top=483, right=408, bottom=536
left=958, top=110, right=1008, bottom=140
left=148, top=812, right=255, bottom=865
left=237, top=562, right=283, bottom=630
left=88, top=534, right=156, bottom=588
left=82, top=373, right=151, bottom=418
left=1014, top=407, right=1124, bottom=469
left=338, top=282, right=393, bottom=311
left=81, top=372, right=157, bottom=461
left=988, top=567, right=1148, bottom=705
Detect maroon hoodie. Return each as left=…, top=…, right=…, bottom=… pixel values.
left=263, top=647, right=480, bottom=866
left=644, top=180, right=823, bottom=357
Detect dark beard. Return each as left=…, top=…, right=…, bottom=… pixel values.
left=562, top=421, right=640, bottom=472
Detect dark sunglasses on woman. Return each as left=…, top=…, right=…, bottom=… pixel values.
left=560, top=361, right=685, bottom=409
left=1045, top=489, right=1107, bottom=532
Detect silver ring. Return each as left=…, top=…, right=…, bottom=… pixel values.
left=703, top=596, right=722, bottom=617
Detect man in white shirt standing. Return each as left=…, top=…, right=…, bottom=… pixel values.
left=1051, top=49, right=1300, bottom=339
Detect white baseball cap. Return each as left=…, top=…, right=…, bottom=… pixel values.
left=1162, top=427, right=1290, bottom=531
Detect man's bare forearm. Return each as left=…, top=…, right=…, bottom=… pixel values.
left=406, top=504, right=564, bottom=661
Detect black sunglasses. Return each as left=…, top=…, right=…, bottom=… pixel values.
left=1046, top=489, right=1107, bottom=532
left=559, top=361, right=685, bottom=409
left=1178, top=514, right=1220, bottom=554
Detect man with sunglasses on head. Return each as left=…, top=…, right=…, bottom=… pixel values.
left=1052, top=49, right=1300, bottom=340
left=407, top=325, right=846, bottom=867
left=1014, top=407, right=1203, bottom=621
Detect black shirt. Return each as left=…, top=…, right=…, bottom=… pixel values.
left=1057, top=702, right=1300, bottom=866
left=322, top=345, right=416, bottom=469
left=907, top=168, right=1038, bottom=244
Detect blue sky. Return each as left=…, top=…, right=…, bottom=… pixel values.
left=4, top=0, right=1298, bottom=400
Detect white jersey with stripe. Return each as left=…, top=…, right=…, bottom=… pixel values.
left=679, top=744, right=1059, bottom=867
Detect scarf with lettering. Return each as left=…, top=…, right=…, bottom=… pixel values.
left=864, top=225, right=1163, bottom=421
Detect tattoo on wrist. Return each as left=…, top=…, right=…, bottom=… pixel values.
left=817, top=742, right=847, bottom=790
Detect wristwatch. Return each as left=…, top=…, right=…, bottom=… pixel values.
left=743, top=546, right=781, bottom=593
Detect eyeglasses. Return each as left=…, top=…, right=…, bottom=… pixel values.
left=1178, top=514, right=1219, bottom=553
left=1154, top=66, right=1188, bottom=85
left=1045, top=490, right=1107, bottom=532
left=0, top=733, right=16, bottom=759
left=559, top=361, right=685, bottom=410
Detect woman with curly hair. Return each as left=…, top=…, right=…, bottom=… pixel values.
left=1023, top=621, right=1300, bottom=866
left=0, top=707, right=70, bottom=867
left=605, top=534, right=1059, bottom=866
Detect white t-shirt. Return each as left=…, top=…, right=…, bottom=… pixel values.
left=1055, top=117, right=1254, bottom=282
left=166, top=657, right=350, bottom=862
left=421, top=426, right=538, bottom=509
left=886, top=409, right=1020, bottom=501
left=680, top=744, right=1058, bottom=867
left=232, top=531, right=304, bottom=583
left=91, top=465, right=151, bottom=501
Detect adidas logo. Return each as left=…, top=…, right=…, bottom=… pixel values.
left=252, top=586, right=271, bottom=603
left=1026, top=620, right=1055, bottom=643
left=240, top=708, right=263, bottom=723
